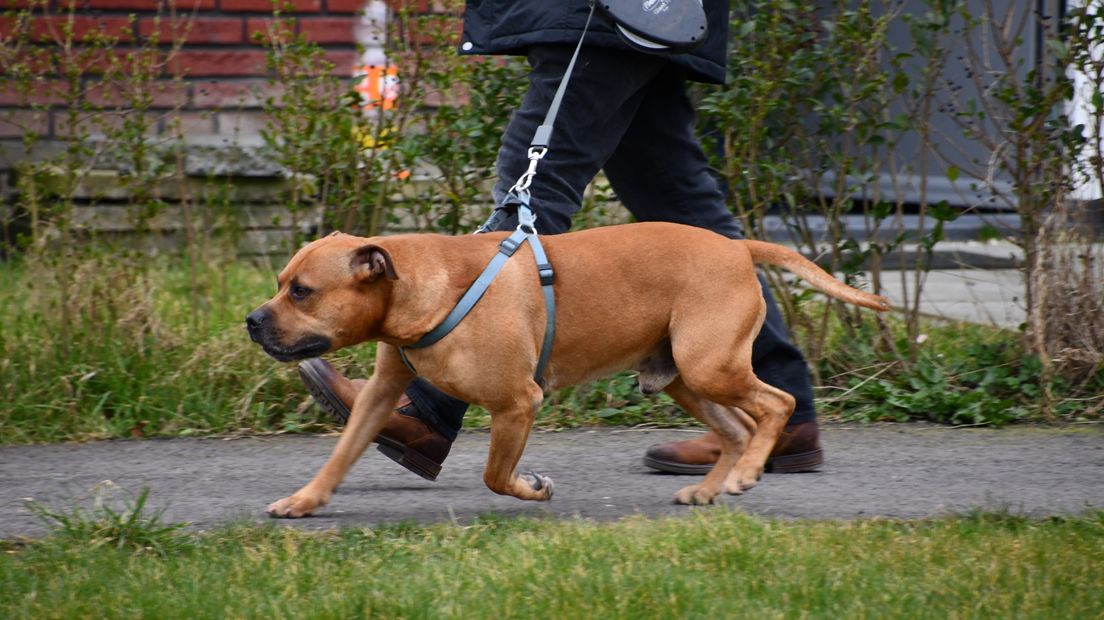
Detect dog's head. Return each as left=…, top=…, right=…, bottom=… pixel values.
left=245, top=232, right=399, bottom=362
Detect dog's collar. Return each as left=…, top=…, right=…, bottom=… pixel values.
left=398, top=203, right=556, bottom=386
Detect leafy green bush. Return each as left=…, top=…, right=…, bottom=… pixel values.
left=701, top=0, right=1103, bottom=393
left=831, top=343, right=1039, bottom=425
left=815, top=318, right=1103, bottom=425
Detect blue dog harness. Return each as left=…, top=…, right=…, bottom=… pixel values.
left=397, top=201, right=556, bottom=384
left=396, top=3, right=602, bottom=385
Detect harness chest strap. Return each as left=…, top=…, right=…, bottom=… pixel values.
left=397, top=220, right=556, bottom=384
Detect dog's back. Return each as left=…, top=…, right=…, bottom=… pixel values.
left=534, top=222, right=757, bottom=388
left=527, top=222, right=888, bottom=388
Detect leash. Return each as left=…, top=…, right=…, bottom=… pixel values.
left=398, top=2, right=596, bottom=384
left=474, top=0, right=597, bottom=235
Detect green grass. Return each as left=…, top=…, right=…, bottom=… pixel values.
left=2, top=510, right=1101, bottom=619
left=0, top=254, right=323, bottom=442
left=1, top=253, right=1099, bottom=445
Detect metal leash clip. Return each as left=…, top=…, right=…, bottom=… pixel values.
left=508, top=146, right=548, bottom=198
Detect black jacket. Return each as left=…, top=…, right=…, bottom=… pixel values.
left=458, top=1, right=730, bottom=84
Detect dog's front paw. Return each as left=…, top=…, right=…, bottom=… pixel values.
left=673, top=483, right=718, bottom=506
left=723, top=473, right=757, bottom=495
left=266, top=491, right=328, bottom=518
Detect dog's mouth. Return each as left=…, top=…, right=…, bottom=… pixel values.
left=260, top=336, right=332, bottom=362
left=246, top=308, right=332, bottom=362
left=249, top=328, right=331, bottom=362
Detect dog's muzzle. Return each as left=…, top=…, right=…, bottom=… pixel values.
left=245, top=308, right=331, bottom=362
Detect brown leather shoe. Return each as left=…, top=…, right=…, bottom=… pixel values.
left=298, top=358, right=451, bottom=481
left=642, top=420, right=824, bottom=474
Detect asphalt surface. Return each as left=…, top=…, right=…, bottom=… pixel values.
left=2, top=423, right=1101, bottom=539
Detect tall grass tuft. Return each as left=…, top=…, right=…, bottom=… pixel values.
left=25, top=484, right=191, bottom=557
left=0, top=256, right=347, bottom=442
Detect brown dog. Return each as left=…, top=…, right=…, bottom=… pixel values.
left=246, top=222, right=890, bottom=517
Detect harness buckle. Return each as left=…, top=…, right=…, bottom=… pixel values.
left=537, top=263, right=555, bottom=286
left=499, top=236, right=522, bottom=256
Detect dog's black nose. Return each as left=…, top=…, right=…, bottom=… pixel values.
left=245, top=309, right=267, bottom=334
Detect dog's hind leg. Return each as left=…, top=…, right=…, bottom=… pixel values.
left=481, top=382, right=554, bottom=501
left=672, top=302, right=796, bottom=495
left=266, top=344, right=414, bottom=518
left=681, top=361, right=795, bottom=494
left=723, top=378, right=795, bottom=493
left=662, top=378, right=753, bottom=505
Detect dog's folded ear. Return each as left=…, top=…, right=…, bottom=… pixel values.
left=351, top=244, right=399, bottom=282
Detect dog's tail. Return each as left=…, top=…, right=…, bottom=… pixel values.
left=742, top=240, right=892, bottom=312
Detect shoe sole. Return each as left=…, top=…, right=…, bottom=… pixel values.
left=642, top=448, right=824, bottom=475
left=298, top=361, right=440, bottom=482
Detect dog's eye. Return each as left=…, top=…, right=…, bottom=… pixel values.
left=289, top=285, right=312, bottom=301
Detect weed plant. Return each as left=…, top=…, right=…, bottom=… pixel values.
left=24, top=484, right=191, bottom=557
left=813, top=314, right=1104, bottom=424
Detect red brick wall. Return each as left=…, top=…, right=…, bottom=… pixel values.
left=0, top=0, right=456, bottom=140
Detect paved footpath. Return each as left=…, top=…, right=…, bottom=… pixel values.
left=2, top=424, right=1101, bottom=538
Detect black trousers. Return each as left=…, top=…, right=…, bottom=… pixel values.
left=404, top=45, right=817, bottom=440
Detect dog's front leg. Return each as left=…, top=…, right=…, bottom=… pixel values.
left=482, top=383, right=553, bottom=501
left=267, top=348, right=413, bottom=518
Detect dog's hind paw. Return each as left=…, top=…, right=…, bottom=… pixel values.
left=725, top=467, right=762, bottom=495
left=519, top=471, right=555, bottom=500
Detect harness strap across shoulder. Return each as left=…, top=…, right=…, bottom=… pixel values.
left=518, top=202, right=557, bottom=383
left=398, top=203, right=556, bottom=384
